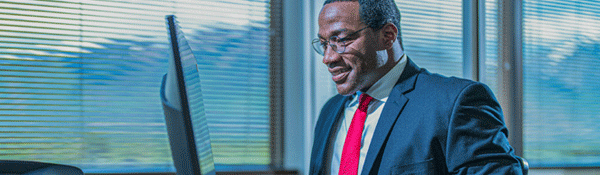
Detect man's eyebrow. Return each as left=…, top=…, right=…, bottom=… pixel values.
left=318, top=28, right=349, bottom=39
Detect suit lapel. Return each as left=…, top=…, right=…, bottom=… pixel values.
left=361, top=59, right=421, bottom=175
left=312, top=95, right=350, bottom=174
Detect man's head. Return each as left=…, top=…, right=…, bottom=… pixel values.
left=323, top=0, right=402, bottom=45
left=317, top=0, right=402, bottom=95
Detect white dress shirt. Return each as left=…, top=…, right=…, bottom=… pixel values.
left=329, top=54, right=408, bottom=175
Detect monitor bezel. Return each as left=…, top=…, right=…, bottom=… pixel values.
left=166, top=14, right=203, bottom=175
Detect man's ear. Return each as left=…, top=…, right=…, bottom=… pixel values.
left=379, top=23, right=398, bottom=49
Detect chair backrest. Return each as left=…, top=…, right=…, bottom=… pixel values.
left=0, top=160, right=83, bottom=175
left=519, top=156, right=529, bottom=175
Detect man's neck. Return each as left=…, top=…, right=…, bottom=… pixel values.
left=377, top=40, right=404, bottom=78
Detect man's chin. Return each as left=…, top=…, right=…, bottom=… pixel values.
left=335, top=84, right=358, bottom=96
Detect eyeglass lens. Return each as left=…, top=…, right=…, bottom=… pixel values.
left=313, top=37, right=344, bottom=56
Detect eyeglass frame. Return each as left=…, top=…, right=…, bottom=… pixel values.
left=312, top=26, right=370, bottom=56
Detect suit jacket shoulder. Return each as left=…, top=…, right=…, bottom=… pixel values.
left=368, top=60, right=521, bottom=174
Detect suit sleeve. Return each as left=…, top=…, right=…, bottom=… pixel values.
left=445, top=82, right=524, bottom=174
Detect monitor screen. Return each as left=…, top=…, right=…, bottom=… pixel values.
left=160, top=15, right=216, bottom=175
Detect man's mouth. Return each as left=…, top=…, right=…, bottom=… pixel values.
left=330, top=67, right=351, bottom=83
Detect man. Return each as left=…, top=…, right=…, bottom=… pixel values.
left=309, top=0, right=525, bottom=174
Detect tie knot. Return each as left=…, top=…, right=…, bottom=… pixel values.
left=358, top=93, right=373, bottom=111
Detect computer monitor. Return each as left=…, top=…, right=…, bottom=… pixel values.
left=160, top=15, right=216, bottom=175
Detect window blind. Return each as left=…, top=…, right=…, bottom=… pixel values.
left=174, top=0, right=272, bottom=166
left=395, top=0, right=463, bottom=78
left=0, top=0, right=272, bottom=173
left=521, top=0, right=600, bottom=167
left=483, top=0, right=499, bottom=94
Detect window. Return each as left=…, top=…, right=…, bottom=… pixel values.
left=520, top=0, right=600, bottom=167
left=485, top=0, right=600, bottom=168
left=0, top=0, right=277, bottom=173
left=395, top=0, right=464, bottom=78
left=395, top=0, right=600, bottom=168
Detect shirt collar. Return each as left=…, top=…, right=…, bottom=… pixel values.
left=349, top=54, right=408, bottom=105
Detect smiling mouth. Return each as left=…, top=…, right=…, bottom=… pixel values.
left=330, top=67, right=351, bottom=83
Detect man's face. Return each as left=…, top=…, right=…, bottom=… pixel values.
left=318, top=1, right=384, bottom=95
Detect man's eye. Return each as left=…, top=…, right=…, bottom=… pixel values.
left=338, top=35, right=354, bottom=43
left=338, top=38, right=349, bottom=44
left=320, top=41, right=328, bottom=48
left=338, top=38, right=352, bottom=46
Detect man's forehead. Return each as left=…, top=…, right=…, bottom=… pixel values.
left=318, top=1, right=361, bottom=38
left=319, top=1, right=360, bottom=21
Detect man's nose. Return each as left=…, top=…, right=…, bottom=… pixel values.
left=322, top=46, right=340, bottom=65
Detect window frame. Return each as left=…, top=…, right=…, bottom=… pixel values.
left=496, top=0, right=525, bottom=158
left=466, top=0, right=524, bottom=160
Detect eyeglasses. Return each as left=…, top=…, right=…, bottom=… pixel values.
left=312, top=27, right=369, bottom=56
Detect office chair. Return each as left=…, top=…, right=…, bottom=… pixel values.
left=519, top=156, right=529, bottom=175
left=0, top=160, right=83, bottom=175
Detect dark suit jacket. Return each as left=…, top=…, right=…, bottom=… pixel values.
left=310, top=58, right=524, bottom=174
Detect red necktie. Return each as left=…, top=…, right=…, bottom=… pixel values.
left=339, top=93, right=373, bottom=175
